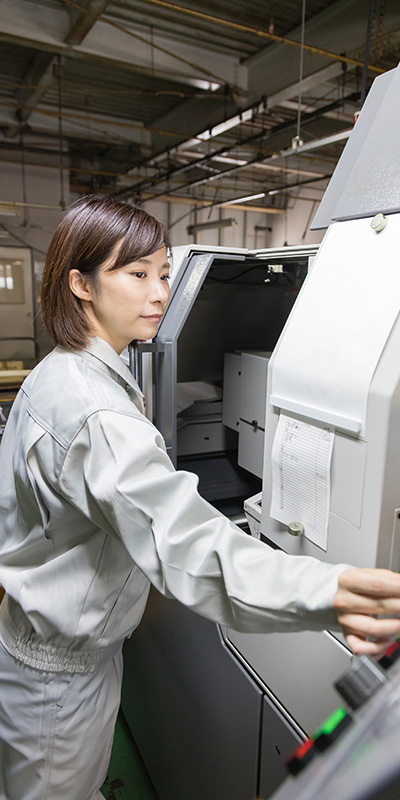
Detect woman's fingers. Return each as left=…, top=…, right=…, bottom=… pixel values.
left=334, top=569, right=400, bottom=615
left=336, top=568, right=400, bottom=599
left=337, top=612, right=400, bottom=640
left=335, top=589, right=400, bottom=616
left=334, top=568, right=400, bottom=655
left=343, top=633, right=393, bottom=657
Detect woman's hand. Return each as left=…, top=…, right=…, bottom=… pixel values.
left=334, top=568, right=400, bottom=656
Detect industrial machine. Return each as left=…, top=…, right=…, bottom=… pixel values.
left=121, top=62, right=400, bottom=800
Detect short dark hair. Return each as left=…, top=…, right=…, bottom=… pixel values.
left=40, top=195, right=171, bottom=349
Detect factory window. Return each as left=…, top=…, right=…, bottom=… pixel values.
left=0, top=260, right=25, bottom=304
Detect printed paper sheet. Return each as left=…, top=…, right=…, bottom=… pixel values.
left=270, top=414, right=334, bottom=551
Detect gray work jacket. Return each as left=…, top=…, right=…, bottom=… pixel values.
left=0, top=337, right=347, bottom=673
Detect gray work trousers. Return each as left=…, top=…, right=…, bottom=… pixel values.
left=0, top=639, right=123, bottom=800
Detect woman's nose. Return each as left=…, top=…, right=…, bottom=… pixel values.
left=149, top=278, right=169, bottom=303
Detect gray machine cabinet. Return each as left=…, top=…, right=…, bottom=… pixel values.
left=259, top=694, right=303, bottom=800
left=122, top=587, right=263, bottom=800
left=225, top=627, right=351, bottom=733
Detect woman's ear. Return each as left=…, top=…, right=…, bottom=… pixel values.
left=69, top=269, right=93, bottom=302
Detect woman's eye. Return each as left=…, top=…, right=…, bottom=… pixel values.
left=161, top=274, right=170, bottom=281
left=131, top=271, right=146, bottom=278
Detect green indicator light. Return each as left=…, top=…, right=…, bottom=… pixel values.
left=313, top=707, right=347, bottom=739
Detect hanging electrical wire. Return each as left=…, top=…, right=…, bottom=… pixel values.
left=18, top=111, right=29, bottom=229
left=55, top=56, right=66, bottom=210
left=293, top=0, right=307, bottom=151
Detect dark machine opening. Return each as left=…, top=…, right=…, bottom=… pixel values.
left=175, top=254, right=308, bottom=515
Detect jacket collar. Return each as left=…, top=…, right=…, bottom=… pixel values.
left=79, top=337, right=145, bottom=409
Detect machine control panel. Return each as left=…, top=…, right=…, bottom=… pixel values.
left=277, top=641, right=400, bottom=799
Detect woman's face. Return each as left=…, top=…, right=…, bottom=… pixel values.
left=73, top=245, right=171, bottom=353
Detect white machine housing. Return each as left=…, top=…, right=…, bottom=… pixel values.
left=261, top=64, right=400, bottom=571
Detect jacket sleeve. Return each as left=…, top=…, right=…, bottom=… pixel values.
left=59, top=409, right=350, bottom=634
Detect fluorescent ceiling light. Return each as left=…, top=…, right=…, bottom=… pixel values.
left=180, top=100, right=267, bottom=150
left=175, top=151, right=249, bottom=167
left=148, top=100, right=266, bottom=164
left=163, top=149, right=326, bottom=180
left=211, top=155, right=248, bottom=166
left=187, top=218, right=237, bottom=234
left=0, top=203, right=20, bottom=217
left=280, top=100, right=314, bottom=112
left=280, top=99, right=353, bottom=124
left=218, top=192, right=266, bottom=207
left=0, top=201, right=62, bottom=213
left=189, top=79, right=220, bottom=92
left=175, top=149, right=207, bottom=158
left=253, top=162, right=325, bottom=178
left=148, top=123, right=348, bottom=192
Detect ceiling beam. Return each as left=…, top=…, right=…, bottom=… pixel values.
left=6, top=52, right=59, bottom=138
left=141, top=0, right=385, bottom=74
left=64, top=0, right=111, bottom=45
left=0, top=102, right=151, bottom=149
left=243, top=0, right=396, bottom=99
left=0, top=0, right=236, bottom=91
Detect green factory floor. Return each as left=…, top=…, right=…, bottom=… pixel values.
left=101, top=711, right=159, bottom=800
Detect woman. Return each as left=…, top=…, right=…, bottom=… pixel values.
left=0, top=195, right=399, bottom=800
